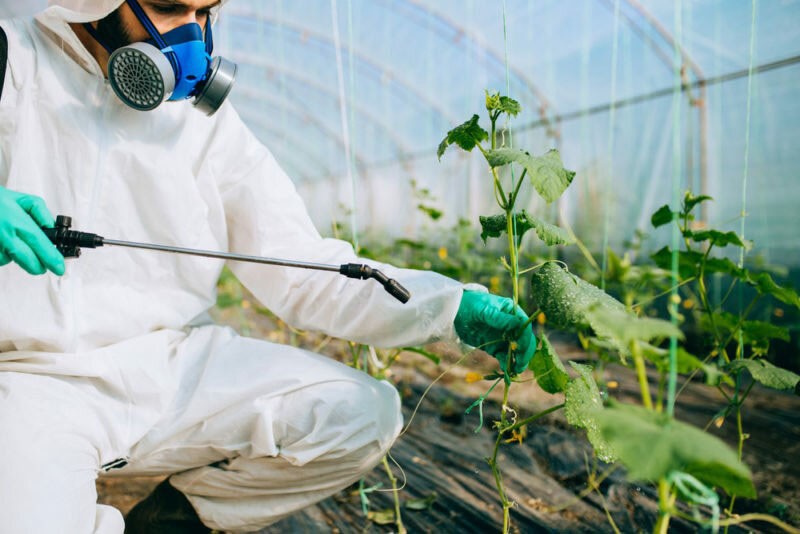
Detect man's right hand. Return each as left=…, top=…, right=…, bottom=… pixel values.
left=0, top=185, right=65, bottom=276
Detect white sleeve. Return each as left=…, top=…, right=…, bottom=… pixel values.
left=207, top=104, right=464, bottom=348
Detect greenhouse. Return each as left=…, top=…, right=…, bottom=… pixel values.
left=0, top=0, right=798, bottom=533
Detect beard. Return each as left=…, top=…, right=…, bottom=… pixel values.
left=95, top=8, right=135, bottom=51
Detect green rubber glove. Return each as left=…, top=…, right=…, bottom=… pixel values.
left=454, top=290, right=536, bottom=375
left=0, top=185, right=65, bottom=276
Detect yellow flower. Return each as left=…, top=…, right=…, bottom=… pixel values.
left=504, top=426, right=527, bottom=445
left=682, top=299, right=694, bottom=309
left=437, top=247, right=448, bottom=260
left=774, top=308, right=785, bottom=318
left=489, top=276, right=501, bottom=294
left=537, top=312, right=546, bottom=325
left=241, top=299, right=251, bottom=310
left=607, top=380, right=619, bottom=389
left=465, top=371, right=483, bottom=383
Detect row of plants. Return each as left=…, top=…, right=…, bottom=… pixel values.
left=430, top=92, right=800, bottom=533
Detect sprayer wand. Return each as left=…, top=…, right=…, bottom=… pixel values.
left=42, top=215, right=411, bottom=303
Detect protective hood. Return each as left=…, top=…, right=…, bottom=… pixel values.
left=33, top=0, right=228, bottom=77
left=43, top=0, right=228, bottom=24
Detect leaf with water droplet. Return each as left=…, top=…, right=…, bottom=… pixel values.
left=564, top=362, right=616, bottom=462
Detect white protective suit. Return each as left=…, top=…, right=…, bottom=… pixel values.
left=0, top=1, right=465, bottom=532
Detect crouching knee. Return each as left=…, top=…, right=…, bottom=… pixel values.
left=273, top=375, right=403, bottom=470
left=323, top=377, right=403, bottom=479
left=362, top=378, right=403, bottom=455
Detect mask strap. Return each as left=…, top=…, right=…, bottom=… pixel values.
left=204, top=16, right=214, bottom=56
left=82, top=22, right=115, bottom=55
left=125, top=0, right=181, bottom=79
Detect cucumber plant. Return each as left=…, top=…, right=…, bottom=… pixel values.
left=438, top=91, right=576, bottom=533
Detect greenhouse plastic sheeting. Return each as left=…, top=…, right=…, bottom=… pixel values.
left=2, top=0, right=799, bottom=265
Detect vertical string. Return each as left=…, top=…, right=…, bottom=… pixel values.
left=601, top=0, right=621, bottom=290
left=276, top=0, right=288, bottom=159
left=580, top=1, right=592, bottom=224
left=330, top=0, right=359, bottom=250
left=737, top=0, right=758, bottom=360
left=502, top=0, right=518, bottom=302
left=502, top=0, right=513, bottom=146
left=740, top=1, right=757, bottom=269
left=347, top=0, right=359, bottom=244
left=667, top=0, right=684, bottom=418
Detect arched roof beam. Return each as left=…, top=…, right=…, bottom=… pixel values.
left=398, top=0, right=558, bottom=127
left=235, top=89, right=371, bottom=180
left=229, top=52, right=413, bottom=156
left=245, top=119, right=335, bottom=182
left=223, top=7, right=462, bottom=125
left=621, top=0, right=705, bottom=80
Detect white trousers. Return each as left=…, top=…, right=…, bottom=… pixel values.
left=0, top=325, right=403, bottom=533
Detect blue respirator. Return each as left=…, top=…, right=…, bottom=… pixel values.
left=85, top=0, right=237, bottom=115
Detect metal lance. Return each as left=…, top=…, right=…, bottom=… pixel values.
left=42, top=215, right=411, bottom=303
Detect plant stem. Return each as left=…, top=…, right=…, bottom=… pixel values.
left=655, top=374, right=666, bottom=413
left=717, top=513, right=800, bottom=533
left=508, top=168, right=528, bottom=208
left=631, top=277, right=696, bottom=311
left=488, top=441, right=511, bottom=534
left=653, top=478, right=675, bottom=534
left=487, top=383, right=514, bottom=533
left=630, top=340, right=653, bottom=410
left=506, top=213, right=520, bottom=305
left=724, top=373, right=755, bottom=532
left=719, top=295, right=760, bottom=351
left=505, top=403, right=565, bottom=434
left=382, top=456, right=406, bottom=534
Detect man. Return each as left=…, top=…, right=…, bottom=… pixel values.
left=0, top=1, right=536, bottom=532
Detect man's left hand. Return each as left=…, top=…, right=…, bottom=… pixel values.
left=454, top=290, right=537, bottom=375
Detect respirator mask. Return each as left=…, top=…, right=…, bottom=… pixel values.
left=84, top=0, right=237, bottom=115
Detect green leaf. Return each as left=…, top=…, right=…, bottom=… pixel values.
left=485, top=91, right=521, bottom=117
left=479, top=211, right=574, bottom=246
left=592, top=402, right=755, bottom=497
left=728, top=359, right=800, bottom=393
left=530, top=334, right=570, bottom=394
left=741, top=320, right=791, bottom=343
left=686, top=229, right=751, bottom=249
left=530, top=262, right=626, bottom=331
left=367, top=509, right=396, bottom=525
left=216, top=292, right=241, bottom=309
left=747, top=272, right=800, bottom=309
left=705, top=312, right=791, bottom=345
left=584, top=304, right=683, bottom=347
left=651, top=205, right=676, bottom=228
left=402, top=347, right=441, bottom=366
left=405, top=492, right=437, bottom=511
left=417, top=204, right=443, bottom=221
left=528, top=217, right=575, bottom=246
left=485, top=148, right=575, bottom=203
left=684, top=192, right=713, bottom=214
left=479, top=213, right=527, bottom=244
left=437, top=115, right=489, bottom=160
left=651, top=247, right=744, bottom=280
left=565, top=362, right=616, bottom=462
